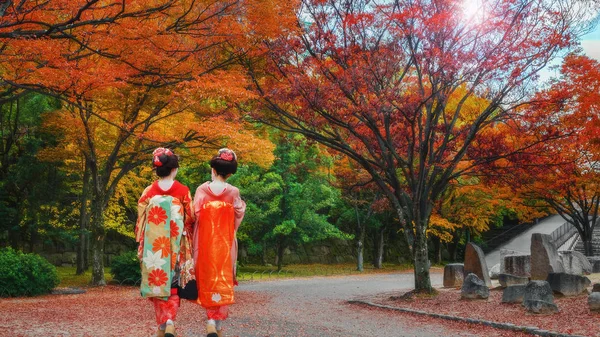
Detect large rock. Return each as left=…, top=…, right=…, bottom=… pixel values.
left=559, top=251, right=592, bottom=275
left=498, top=273, right=529, bottom=288
left=588, top=257, right=600, bottom=273
left=461, top=273, right=489, bottom=300
left=589, top=292, right=600, bottom=312
left=62, top=252, right=77, bottom=265
left=500, top=249, right=524, bottom=273
left=501, top=285, right=527, bottom=303
left=524, top=300, right=560, bottom=314
left=523, top=280, right=555, bottom=304
left=530, top=233, right=564, bottom=280
left=523, top=280, right=559, bottom=314
left=489, top=263, right=501, bottom=280
left=503, top=254, right=531, bottom=277
left=546, top=273, right=591, bottom=296
left=443, top=263, right=464, bottom=288
left=463, top=243, right=492, bottom=287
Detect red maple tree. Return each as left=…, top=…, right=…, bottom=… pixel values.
left=247, top=0, right=594, bottom=291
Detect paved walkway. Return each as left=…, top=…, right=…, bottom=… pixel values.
left=211, top=272, right=492, bottom=337
left=3, top=272, right=500, bottom=337
left=485, top=215, right=566, bottom=267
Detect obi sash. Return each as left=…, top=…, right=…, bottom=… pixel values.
left=196, top=200, right=235, bottom=307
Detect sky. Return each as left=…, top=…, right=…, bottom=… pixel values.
left=537, top=20, right=600, bottom=82
left=581, top=23, right=600, bottom=61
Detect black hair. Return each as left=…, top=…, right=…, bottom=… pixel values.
left=153, top=149, right=179, bottom=177
left=210, top=149, right=238, bottom=177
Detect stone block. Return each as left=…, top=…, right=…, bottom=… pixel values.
left=498, top=273, right=529, bottom=288
left=530, top=233, right=564, bottom=280
left=444, top=263, right=464, bottom=288
left=43, top=253, right=64, bottom=266
left=523, top=280, right=555, bottom=304
left=464, top=243, right=491, bottom=287
left=588, top=257, right=600, bottom=273
left=546, top=272, right=591, bottom=296
left=523, top=300, right=559, bottom=314
left=589, top=292, right=600, bottom=312
left=501, top=285, right=527, bottom=303
left=62, top=252, right=77, bottom=265
left=503, top=254, right=531, bottom=277
left=489, top=263, right=501, bottom=280
left=559, top=251, right=592, bottom=275
left=461, top=273, right=489, bottom=300
left=500, top=249, right=524, bottom=273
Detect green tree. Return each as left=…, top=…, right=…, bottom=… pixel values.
left=230, top=133, right=351, bottom=270
left=0, top=93, right=73, bottom=251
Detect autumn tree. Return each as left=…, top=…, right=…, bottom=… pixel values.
left=499, top=55, right=600, bottom=256
left=1, top=0, right=297, bottom=285
left=246, top=0, right=594, bottom=291
left=332, top=157, right=385, bottom=271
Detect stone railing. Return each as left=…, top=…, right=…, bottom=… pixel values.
left=550, top=221, right=578, bottom=250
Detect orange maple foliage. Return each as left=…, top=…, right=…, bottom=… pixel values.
left=2, top=0, right=297, bottom=285
left=500, top=55, right=600, bottom=256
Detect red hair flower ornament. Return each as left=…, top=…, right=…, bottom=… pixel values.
left=219, top=151, right=234, bottom=161
left=152, top=147, right=174, bottom=167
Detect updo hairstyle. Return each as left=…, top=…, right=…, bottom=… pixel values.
left=152, top=147, right=179, bottom=177
left=210, top=148, right=238, bottom=177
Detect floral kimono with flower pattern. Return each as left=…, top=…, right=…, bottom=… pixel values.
left=135, top=181, right=195, bottom=301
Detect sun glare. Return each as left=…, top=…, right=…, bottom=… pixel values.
left=461, top=0, right=486, bottom=24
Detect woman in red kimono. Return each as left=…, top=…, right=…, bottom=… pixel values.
left=193, top=148, right=245, bottom=337
left=135, top=148, right=195, bottom=337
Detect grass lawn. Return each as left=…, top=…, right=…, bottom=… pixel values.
left=56, top=266, right=113, bottom=287
left=57, top=263, right=417, bottom=287
left=237, top=262, right=416, bottom=281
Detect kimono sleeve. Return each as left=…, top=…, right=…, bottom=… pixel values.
left=182, top=189, right=195, bottom=236
left=232, top=187, right=246, bottom=231
left=135, top=186, right=152, bottom=243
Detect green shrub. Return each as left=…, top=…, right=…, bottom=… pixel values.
left=110, top=251, right=141, bottom=285
left=0, top=248, right=60, bottom=297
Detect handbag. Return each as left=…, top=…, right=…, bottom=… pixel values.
left=177, top=279, right=198, bottom=300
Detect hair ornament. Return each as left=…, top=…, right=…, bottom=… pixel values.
left=152, top=147, right=175, bottom=167
left=219, top=151, right=234, bottom=161
left=153, top=147, right=174, bottom=157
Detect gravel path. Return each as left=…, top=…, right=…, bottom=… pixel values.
left=215, top=271, right=461, bottom=337
left=3, top=271, right=515, bottom=337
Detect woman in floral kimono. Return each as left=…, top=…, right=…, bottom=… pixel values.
left=193, top=148, right=245, bottom=337
left=135, top=148, right=195, bottom=337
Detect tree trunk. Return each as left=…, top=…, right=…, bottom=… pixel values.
left=583, top=238, right=594, bottom=257
left=448, top=230, right=461, bottom=261
left=262, top=243, right=267, bottom=266
left=76, top=162, right=91, bottom=275
left=433, top=236, right=442, bottom=264
left=374, top=227, right=384, bottom=269
left=84, top=231, right=90, bottom=270
left=357, top=239, right=364, bottom=272
left=276, top=239, right=285, bottom=271
left=90, top=202, right=106, bottom=286
left=413, top=228, right=432, bottom=292
left=356, top=220, right=365, bottom=272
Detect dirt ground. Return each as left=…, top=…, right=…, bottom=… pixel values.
left=1, top=272, right=597, bottom=337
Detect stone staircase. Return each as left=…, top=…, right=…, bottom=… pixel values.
left=573, top=224, right=600, bottom=256
left=480, top=220, right=538, bottom=254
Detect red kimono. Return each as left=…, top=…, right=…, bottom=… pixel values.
left=135, top=180, right=195, bottom=326
left=192, top=182, right=245, bottom=320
